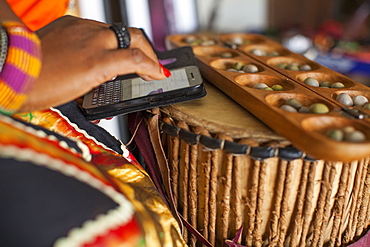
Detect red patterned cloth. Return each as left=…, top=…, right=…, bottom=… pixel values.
left=0, top=101, right=186, bottom=246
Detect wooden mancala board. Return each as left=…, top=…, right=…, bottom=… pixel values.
left=166, top=33, right=370, bottom=162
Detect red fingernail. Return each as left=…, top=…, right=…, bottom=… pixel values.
left=159, top=63, right=171, bottom=77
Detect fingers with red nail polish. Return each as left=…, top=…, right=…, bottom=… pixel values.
left=159, top=63, right=172, bottom=78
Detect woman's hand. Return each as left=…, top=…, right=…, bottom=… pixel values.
left=21, top=15, right=168, bottom=112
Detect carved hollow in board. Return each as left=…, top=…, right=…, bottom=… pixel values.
left=301, top=116, right=370, bottom=143
left=193, top=46, right=240, bottom=58
left=265, top=92, right=334, bottom=113
left=234, top=74, right=296, bottom=91
left=296, top=72, right=355, bottom=89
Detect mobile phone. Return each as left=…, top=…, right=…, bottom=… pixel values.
left=81, top=65, right=206, bottom=120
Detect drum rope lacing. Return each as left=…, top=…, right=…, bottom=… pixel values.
left=159, top=120, right=317, bottom=161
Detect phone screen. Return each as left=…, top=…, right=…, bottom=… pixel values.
left=123, top=68, right=190, bottom=100
left=82, top=65, right=206, bottom=119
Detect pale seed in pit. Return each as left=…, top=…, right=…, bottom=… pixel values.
left=298, top=106, right=310, bottom=113
left=286, top=98, right=302, bottom=110
left=271, top=84, right=284, bottom=91
left=326, top=129, right=344, bottom=142
left=363, top=103, right=370, bottom=109
left=304, top=77, right=319, bottom=87
left=353, top=95, right=369, bottom=106
left=242, top=64, right=259, bottom=73
left=331, top=82, right=345, bottom=88
left=343, top=129, right=366, bottom=142
left=309, top=103, right=329, bottom=114
left=253, top=83, right=269, bottom=89
left=299, top=64, right=312, bottom=71
left=336, top=93, right=353, bottom=106
left=250, top=49, right=266, bottom=56
left=232, top=62, right=244, bottom=70
left=319, top=81, right=332, bottom=88
left=220, top=52, right=233, bottom=58
left=280, top=104, right=298, bottom=112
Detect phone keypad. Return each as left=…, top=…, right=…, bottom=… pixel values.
left=91, top=80, right=122, bottom=106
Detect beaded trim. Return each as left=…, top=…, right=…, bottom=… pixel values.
left=0, top=21, right=42, bottom=115
left=54, top=206, right=135, bottom=247
left=0, top=26, right=7, bottom=73
left=50, top=107, right=132, bottom=162
left=0, top=113, right=89, bottom=160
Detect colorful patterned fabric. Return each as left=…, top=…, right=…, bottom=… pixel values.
left=0, top=21, right=41, bottom=115
left=0, top=101, right=186, bottom=246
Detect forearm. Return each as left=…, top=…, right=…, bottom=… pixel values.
left=0, top=13, right=167, bottom=113
left=0, top=0, right=23, bottom=23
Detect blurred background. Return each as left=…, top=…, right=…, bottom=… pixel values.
left=73, top=0, right=370, bottom=142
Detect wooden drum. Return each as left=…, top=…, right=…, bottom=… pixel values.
left=155, top=81, right=370, bottom=247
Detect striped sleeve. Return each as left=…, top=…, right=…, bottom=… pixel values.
left=0, top=21, right=42, bottom=115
